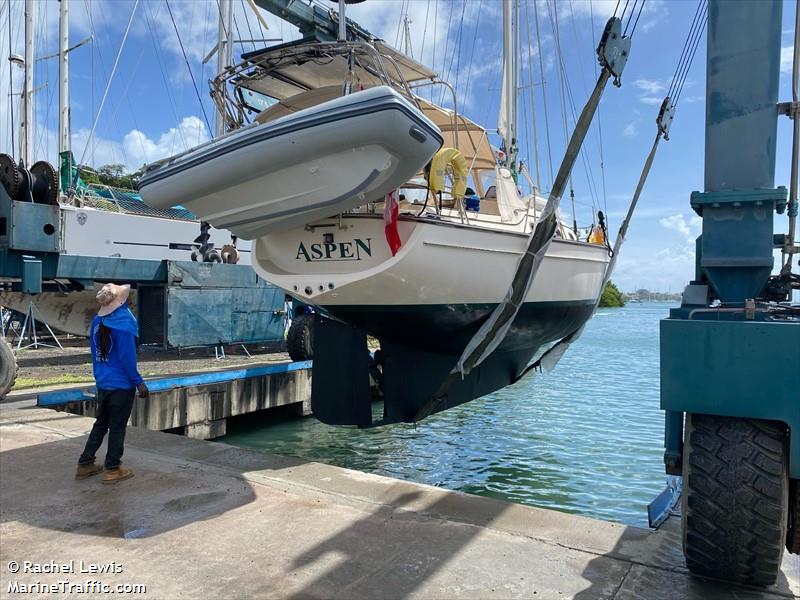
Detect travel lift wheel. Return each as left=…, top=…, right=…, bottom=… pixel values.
left=287, top=313, right=314, bottom=362
left=682, top=413, right=790, bottom=586
left=0, top=336, right=17, bottom=399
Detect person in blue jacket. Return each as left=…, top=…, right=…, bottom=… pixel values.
left=76, top=283, right=148, bottom=483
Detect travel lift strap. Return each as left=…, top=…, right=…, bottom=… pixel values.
left=518, top=97, right=676, bottom=381
left=414, top=16, right=632, bottom=422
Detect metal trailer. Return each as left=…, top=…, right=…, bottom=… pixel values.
left=657, top=0, right=799, bottom=586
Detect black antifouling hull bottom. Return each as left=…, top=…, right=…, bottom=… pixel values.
left=310, top=300, right=595, bottom=426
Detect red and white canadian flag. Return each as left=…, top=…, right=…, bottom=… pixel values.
left=384, top=189, right=402, bottom=256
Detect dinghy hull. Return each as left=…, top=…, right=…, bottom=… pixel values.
left=139, top=87, right=443, bottom=240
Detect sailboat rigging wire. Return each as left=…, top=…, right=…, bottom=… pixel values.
left=523, top=0, right=541, bottom=189
left=6, top=0, right=14, bottom=157
left=75, top=0, right=139, bottom=176
left=142, top=1, right=187, bottom=151
left=588, top=0, right=609, bottom=219
left=240, top=0, right=257, bottom=52
left=442, top=0, right=468, bottom=106
left=431, top=0, right=437, bottom=103
left=417, top=62, right=617, bottom=421
left=548, top=0, right=581, bottom=224
left=393, top=0, right=408, bottom=50
left=461, top=0, right=483, bottom=114
left=419, top=0, right=431, bottom=63
left=164, top=0, right=212, bottom=134
left=450, top=1, right=469, bottom=107
left=533, top=0, right=554, bottom=188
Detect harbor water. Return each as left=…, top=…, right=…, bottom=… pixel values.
left=221, top=302, right=673, bottom=528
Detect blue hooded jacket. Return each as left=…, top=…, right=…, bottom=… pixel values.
left=90, top=305, right=144, bottom=390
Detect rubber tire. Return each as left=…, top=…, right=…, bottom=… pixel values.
left=0, top=336, right=17, bottom=399
left=788, top=480, right=799, bottom=554
left=287, top=314, right=314, bottom=362
left=682, top=413, right=789, bottom=586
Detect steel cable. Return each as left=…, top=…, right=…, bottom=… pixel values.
left=164, top=0, right=212, bottom=134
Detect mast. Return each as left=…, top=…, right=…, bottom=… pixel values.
left=499, top=0, right=519, bottom=168
left=338, top=0, right=346, bottom=42
left=20, top=0, right=34, bottom=165
left=215, top=0, right=233, bottom=137
left=58, top=0, right=70, bottom=155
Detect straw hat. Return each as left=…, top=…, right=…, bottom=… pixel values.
left=96, top=283, right=131, bottom=317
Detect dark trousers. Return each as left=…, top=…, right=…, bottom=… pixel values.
left=78, top=388, right=135, bottom=469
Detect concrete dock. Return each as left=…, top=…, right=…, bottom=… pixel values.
left=1, top=400, right=797, bottom=599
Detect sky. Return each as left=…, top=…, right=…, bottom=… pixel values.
left=0, top=0, right=796, bottom=294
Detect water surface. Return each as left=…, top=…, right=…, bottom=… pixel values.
left=222, top=302, right=672, bottom=527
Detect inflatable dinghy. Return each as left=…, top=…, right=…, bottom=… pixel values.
left=139, top=86, right=443, bottom=239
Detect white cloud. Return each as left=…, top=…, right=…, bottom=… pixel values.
left=623, top=121, right=638, bottom=137
left=782, top=46, right=794, bottom=75
left=632, top=79, right=667, bottom=95
left=71, top=116, right=210, bottom=173
left=659, top=213, right=701, bottom=244
left=639, top=96, right=664, bottom=105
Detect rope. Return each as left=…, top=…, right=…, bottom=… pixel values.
left=76, top=0, right=139, bottom=175
left=164, top=0, right=212, bottom=134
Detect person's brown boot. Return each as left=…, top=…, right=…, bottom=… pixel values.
left=102, top=466, right=134, bottom=484
left=75, top=463, right=104, bottom=480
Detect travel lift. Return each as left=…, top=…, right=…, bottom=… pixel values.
left=654, top=0, right=800, bottom=587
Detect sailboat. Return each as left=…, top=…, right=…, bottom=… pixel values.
left=139, top=0, right=615, bottom=426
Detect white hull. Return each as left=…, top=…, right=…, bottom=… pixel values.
left=59, top=205, right=251, bottom=264
left=139, top=87, right=443, bottom=240
left=253, top=214, right=608, bottom=308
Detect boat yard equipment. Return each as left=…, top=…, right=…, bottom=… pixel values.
left=0, top=182, right=287, bottom=350
left=659, top=0, right=799, bottom=586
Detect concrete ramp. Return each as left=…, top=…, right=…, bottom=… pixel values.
left=1, top=402, right=797, bottom=599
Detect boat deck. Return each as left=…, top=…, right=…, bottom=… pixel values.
left=1, top=400, right=797, bottom=599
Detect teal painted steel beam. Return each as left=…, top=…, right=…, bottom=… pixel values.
left=704, top=0, right=782, bottom=191
left=661, top=319, right=800, bottom=478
